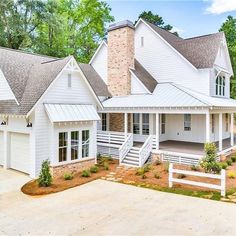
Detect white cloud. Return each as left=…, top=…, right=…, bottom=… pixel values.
left=206, top=0, right=236, bottom=14
left=170, top=26, right=185, bottom=35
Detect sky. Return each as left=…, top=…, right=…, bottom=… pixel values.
left=105, top=0, right=236, bottom=38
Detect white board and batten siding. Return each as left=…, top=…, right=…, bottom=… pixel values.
left=135, top=22, right=210, bottom=95
left=90, top=42, right=108, bottom=84
left=33, top=69, right=99, bottom=175
left=0, top=69, right=16, bottom=101
left=131, top=73, right=149, bottom=94
left=0, top=131, right=4, bottom=165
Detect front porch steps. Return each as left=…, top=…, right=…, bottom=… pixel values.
left=122, top=147, right=140, bottom=166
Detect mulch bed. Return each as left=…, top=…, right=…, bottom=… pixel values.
left=21, top=160, right=118, bottom=196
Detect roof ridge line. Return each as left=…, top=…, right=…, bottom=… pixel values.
left=171, top=84, right=212, bottom=107
left=185, top=32, right=223, bottom=41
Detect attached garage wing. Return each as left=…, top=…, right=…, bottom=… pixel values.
left=10, top=133, right=30, bottom=174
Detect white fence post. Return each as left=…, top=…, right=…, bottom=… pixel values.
left=169, top=163, right=173, bottom=188
left=221, top=169, right=226, bottom=197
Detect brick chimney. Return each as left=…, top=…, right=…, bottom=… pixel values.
left=107, top=20, right=135, bottom=96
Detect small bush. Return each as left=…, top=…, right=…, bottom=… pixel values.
left=141, top=174, right=147, bottom=179
left=143, top=164, right=151, bottom=172
left=154, top=172, right=161, bottom=179
left=81, top=169, right=91, bottom=177
left=103, top=162, right=109, bottom=170
left=177, top=174, right=186, bottom=179
left=226, top=159, right=232, bottom=166
left=220, top=162, right=228, bottom=170
left=191, top=165, right=199, bottom=171
left=204, top=143, right=217, bottom=156
left=228, top=171, right=236, bottom=179
left=38, top=160, right=52, bottom=187
left=63, top=172, right=73, bottom=180
left=136, top=167, right=145, bottom=176
left=231, top=156, right=236, bottom=162
left=90, top=165, right=99, bottom=173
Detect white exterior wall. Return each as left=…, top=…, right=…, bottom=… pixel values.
left=91, top=43, right=108, bottom=84
left=131, top=73, right=148, bottom=94
left=135, top=22, right=210, bottom=95
left=0, top=69, right=16, bottom=101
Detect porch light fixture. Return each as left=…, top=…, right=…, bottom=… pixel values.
left=26, top=122, right=32, bottom=128
left=1, top=121, right=6, bottom=125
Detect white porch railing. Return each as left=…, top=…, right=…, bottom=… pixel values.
left=139, top=135, right=153, bottom=167
left=119, top=133, right=133, bottom=164
left=169, top=163, right=226, bottom=196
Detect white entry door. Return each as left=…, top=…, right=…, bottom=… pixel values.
left=10, top=133, right=30, bottom=174
left=0, top=131, right=4, bottom=166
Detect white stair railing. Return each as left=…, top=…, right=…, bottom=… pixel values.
left=119, top=133, right=133, bottom=164
left=139, top=135, right=153, bottom=167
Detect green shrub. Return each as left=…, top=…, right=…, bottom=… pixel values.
left=136, top=167, right=145, bottom=176
left=177, top=174, right=186, bottom=179
left=200, top=143, right=221, bottom=174
left=228, top=171, right=236, bottom=179
left=63, top=172, right=73, bottom=180
left=103, top=162, right=109, bottom=170
left=81, top=169, right=91, bottom=177
left=38, top=160, right=52, bottom=187
left=141, top=174, right=147, bottom=179
left=90, top=165, right=99, bottom=173
left=191, top=165, right=199, bottom=171
left=231, top=156, right=236, bottom=162
left=226, top=159, right=232, bottom=166
left=97, top=156, right=112, bottom=165
left=220, top=162, right=228, bottom=170
left=143, top=164, right=151, bottom=172
left=154, top=172, right=161, bottom=179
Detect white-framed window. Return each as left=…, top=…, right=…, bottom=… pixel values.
left=102, top=113, right=107, bottom=131
left=226, top=113, right=229, bottom=132
left=59, top=132, right=68, bottom=162
left=133, top=114, right=140, bottom=134
left=68, top=74, right=72, bottom=88
left=142, top=114, right=149, bottom=135
left=161, top=114, right=166, bottom=134
left=211, top=114, right=215, bottom=133
left=184, top=114, right=191, bottom=131
left=216, top=75, right=225, bottom=96
left=141, top=36, right=144, bottom=47
left=71, top=131, right=79, bottom=160
left=82, top=130, right=90, bottom=158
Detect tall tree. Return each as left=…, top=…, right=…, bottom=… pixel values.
left=219, top=16, right=236, bottom=98
left=136, top=11, right=179, bottom=36
left=0, top=0, right=47, bottom=49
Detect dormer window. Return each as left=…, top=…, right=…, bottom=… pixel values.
left=68, top=74, right=72, bottom=88
left=216, top=75, right=225, bottom=96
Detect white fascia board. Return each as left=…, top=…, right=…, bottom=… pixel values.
left=0, top=69, right=19, bottom=105
left=136, top=19, right=198, bottom=71
left=26, top=56, right=103, bottom=118
left=130, top=69, right=151, bottom=94
left=89, top=40, right=107, bottom=65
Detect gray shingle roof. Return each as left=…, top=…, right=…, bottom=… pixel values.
left=131, top=59, right=157, bottom=93
left=0, top=47, right=71, bottom=115
left=79, top=63, right=111, bottom=97
left=142, top=19, right=224, bottom=69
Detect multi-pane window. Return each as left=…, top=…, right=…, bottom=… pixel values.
left=68, top=74, right=72, bottom=88
left=226, top=114, right=229, bottom=132
left=142, top=114, right=149, bottom=135
left=216, top=75, right=225, bottom=96
left=184, top=114, right=191, bottom=131
left=133, top=114, right=140, bottom=134
left=82, top=130, right=90, bottom=158
left=102, top=113, right=107, bottom=131
left=161, top=114, right=166, bottom=134
left=71, top=131, right=79, bottom=160
left=59, top=132, right=68, bottom=162
left=211, top=114, right=215, bottom=133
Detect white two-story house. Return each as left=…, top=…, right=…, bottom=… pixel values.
left=91, top=19, right=236, bottom=166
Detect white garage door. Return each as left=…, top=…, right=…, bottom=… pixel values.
left=10, top=133, right=30, bottom=174
left=0, top=131, right=3, bottom=166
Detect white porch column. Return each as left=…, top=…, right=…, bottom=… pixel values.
left=3, top=129, right=9, bottom=169
left=156, top=113, right=160, bottom=150
left=205, top=112, right=210, bottom=143
left=219, top=113, right=223, bottom=151
left=124, top=113, right=128, bottom=138
left=231, top=113, right=234, bottom=146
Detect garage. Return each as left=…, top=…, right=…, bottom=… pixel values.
left=0, top=131, right=3, bottom=166
left=10, top=132, right=30, bottom=174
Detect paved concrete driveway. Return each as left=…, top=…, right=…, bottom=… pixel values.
left=1, top=167, right=236, bottom=236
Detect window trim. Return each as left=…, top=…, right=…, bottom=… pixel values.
left=71, top=131, right=79, bottom=160
left=82, top=130, right=90, bottom=158
left=59, top=132, right=68, bottom=162
left=184, top=114, right=191, bottom=131
left=133, top=113, right=140, bottom=134
left=215, top=75, right=226, bottom=97
left=161, top=114, right=166, bottom=134
left=102, top=113, right=108, bottom=131
left=142, top=114, right=149, bottom=135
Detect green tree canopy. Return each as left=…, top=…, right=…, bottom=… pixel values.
left=136, top=11, right=179, bottom=36
left=219, top=16, right=236, bottom=98
left=0, top=0, right=114, bottom=63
